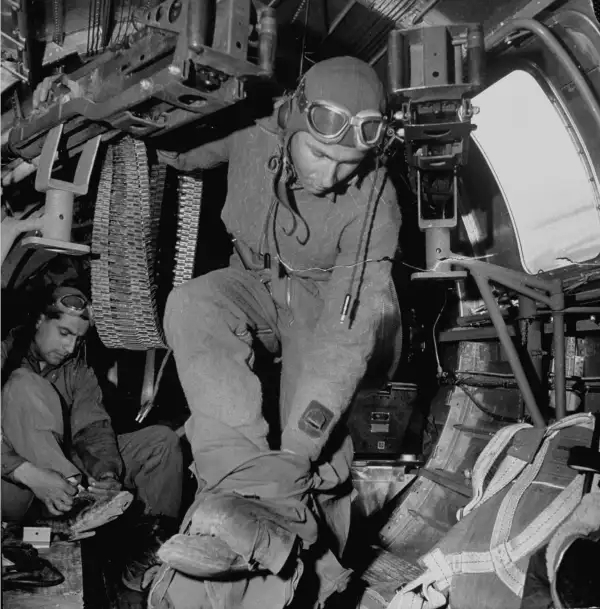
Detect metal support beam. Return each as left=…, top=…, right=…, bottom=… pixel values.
left=472, top=274, right=546, bottom=428
left=446, top=258, right=567, bottom=426
left=553, top=307, right=567, bottom=420
left=518, top=295, right=543, bottom=416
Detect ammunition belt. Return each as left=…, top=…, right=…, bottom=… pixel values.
left=174, top=173, right=203, bottom=288
left=92, top=136, right=202, bottom=349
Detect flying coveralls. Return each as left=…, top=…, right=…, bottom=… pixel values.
left=1, top=315, right=183, bottom=522
left=151, top=57, right=402, bottom=609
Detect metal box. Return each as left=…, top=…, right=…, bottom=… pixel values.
left=347, top=382, right=417, bottom=457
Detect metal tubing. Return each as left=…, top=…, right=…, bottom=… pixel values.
left=519, top=295, right=543, bottom=381
left=456, top=258, right=554, bottom=306
left=538, top=307, right=600, bottom=315
left=455, top=258, right=555, bottom=293
left=466, top=23, right=484, bottom=88
left=326, top=0, right=357, bottom=38
left=485, top=18, right=600, bottom=130
left=258, top=7, right=277, bottom=75
left=369, top=45, right=387, bottom=67
left=1, top=61, right=28, bottom=82
left=43, top=189, right=75, bottom=241
left=388, top=29, right=404, bottom=92
left=519, top=295, right=542, bottom=420
left=425, top=227, right=453, bottom=271
left=553, top=311, right=566, bottom=420
left=488, top=274, right=553, bottom=308
left=0, top=31, right=25, bottom=49
left=473, top=273, right=546, bottom=427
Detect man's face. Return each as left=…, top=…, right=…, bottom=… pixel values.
left=33, top=313, right=90, bottom=367
left=289, top=131, right=367, bottom=196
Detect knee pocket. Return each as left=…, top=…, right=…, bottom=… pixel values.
left=146, top=425, right=182, bottom=454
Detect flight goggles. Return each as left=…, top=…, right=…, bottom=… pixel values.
left=296, top=88, right=386, bottom=150
left=53, top=289, right=94, bottom=323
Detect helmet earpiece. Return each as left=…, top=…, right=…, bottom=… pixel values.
left=277, top=99, right=293, bottom=131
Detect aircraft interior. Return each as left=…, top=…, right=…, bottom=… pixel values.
left=1, top=0, right=599, bottom=607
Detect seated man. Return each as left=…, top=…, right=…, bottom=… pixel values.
left=1, top=281, right=184, bottom=591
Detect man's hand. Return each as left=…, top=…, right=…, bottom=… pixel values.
left=88, top=473, right=122, bottom=499
left=1, top=208, right=45, bottom=265
left=1, top=207, right=44, bottom=235
left=12, top=462, right=78, bottom=516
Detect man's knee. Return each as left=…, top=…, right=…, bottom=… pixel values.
left=164, top=275, right=219, bottom=343
left=144, top=425, right=183, bottom=463
left=3, top=368, right=56, bottom=406
left=2, top=369, right=64, bottom=432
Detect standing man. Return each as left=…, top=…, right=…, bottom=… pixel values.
left=151, top=56, right=402, bottom=608
left=1, top=280, right=184, bottom=592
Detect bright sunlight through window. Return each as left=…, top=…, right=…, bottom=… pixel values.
left=471, top=69, right=600, bottom=274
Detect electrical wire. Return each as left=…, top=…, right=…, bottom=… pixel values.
left=555, top=256, right=600, bottom=267
left=277, top=255, right=393, bottom=275
left=456, top=369, right=515, bottom=378
left=341, top=157, right=385, bottom=323
left=400, top=261, right=428, bottom=272
left=432, top=291, right=447, bottom=378
left=298, top=0, right=311, bottom=76
left=457, top=383, right=521, bottom=423
left=291, top=0, right=307, bottom=23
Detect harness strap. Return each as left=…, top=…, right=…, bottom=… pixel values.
left=458, top=422, right=531, bottom=520
left=389, top=413, right=595, bottom=609
left=490, top=433, right=551, bottom=595
left=387, top=552, right=448, bottom=609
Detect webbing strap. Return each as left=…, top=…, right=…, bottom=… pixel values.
left=491, top=415, right=592, bottom=547
left=387, top=550, right=449, bottom=609
left=508, top=475, right=585, bottom=561
left=389, top=413, right=595, bottom=609
left=490, top=432, right=552, bottom=594
left=458, top=422, right=531, bottom=520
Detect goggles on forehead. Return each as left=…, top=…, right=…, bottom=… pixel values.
left=55, top=292, right=94, bottom=323
left=296, top=88, right=386, bottom=151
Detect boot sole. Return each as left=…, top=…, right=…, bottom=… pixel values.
left=157, top=534, right=257, bottom=579
left=70, top=490, right=134, bottom=536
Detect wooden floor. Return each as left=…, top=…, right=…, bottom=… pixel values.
left=3, top=539, right=84, bottom=609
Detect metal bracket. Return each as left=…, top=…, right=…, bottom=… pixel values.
left=453, top=260, right=564, bottom=426
left=23, top=124, right=101, bottom=256
left=35, top=123, right=101, bottom=194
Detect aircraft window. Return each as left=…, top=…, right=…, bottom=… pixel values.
left=471, top=69, right=600, bottom=274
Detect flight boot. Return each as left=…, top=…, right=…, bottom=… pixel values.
left=158, top=492, right=297, bottom=579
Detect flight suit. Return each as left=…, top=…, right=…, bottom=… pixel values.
left=156, top=112, right=401, bottom=608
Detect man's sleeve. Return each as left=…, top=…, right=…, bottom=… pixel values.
left=1, top=337, right=26, bottom=479
left=281, top=173, right=401, bottom=461
left=1, top=435, right=26, bottom=479
left=70, top=363, right=123, bottom=480
left=1, top=338, right=9, bottom=370
left=156, top=134, right=231, bottom=172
